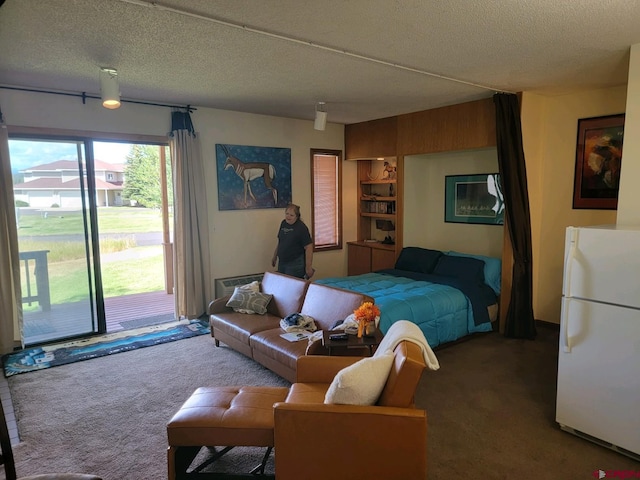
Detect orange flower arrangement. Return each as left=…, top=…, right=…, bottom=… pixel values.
left=354, top=302, right=380, bottom=337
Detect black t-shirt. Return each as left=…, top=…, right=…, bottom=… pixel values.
left=277, top=219, right=312, bottom=263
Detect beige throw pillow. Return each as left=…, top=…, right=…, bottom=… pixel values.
left=225, top=281, right=272, bottom=314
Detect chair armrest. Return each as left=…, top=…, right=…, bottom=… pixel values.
left=208, top=296, right=231, bottom=314
left=274, top=402, right=427, bottom=480
left=295, top=355, right=363, bottom=383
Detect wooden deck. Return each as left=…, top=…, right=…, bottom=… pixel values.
left=22, top=290, right=176, bottom=346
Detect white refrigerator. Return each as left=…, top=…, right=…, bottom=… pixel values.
left=556, top=225, right=640, bottom=460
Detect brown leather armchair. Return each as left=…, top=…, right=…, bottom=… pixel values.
left=274, top=341, right=428, bottom=480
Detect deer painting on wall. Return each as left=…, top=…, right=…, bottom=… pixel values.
left=216, top=144, right=291, bottom=210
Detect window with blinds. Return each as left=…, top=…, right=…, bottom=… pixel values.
left=311, top=149, right=342, bottom=251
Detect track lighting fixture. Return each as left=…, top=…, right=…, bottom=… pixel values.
left=100, top=67, right=121, bottom=109
left=314, top=102, right=327, bottom=131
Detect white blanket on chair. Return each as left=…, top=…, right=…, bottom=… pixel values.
left=374, top=320, right=440, bottom=371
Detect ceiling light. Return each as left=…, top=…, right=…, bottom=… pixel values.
left=314, top=102, right=327, bottom=131
left=100, top=67, right=120, bottom=109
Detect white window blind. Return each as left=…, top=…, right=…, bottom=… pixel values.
left=312, top=151, right=341, bottom=249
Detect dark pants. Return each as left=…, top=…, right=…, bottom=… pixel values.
left=277, top=255, right=305, bottom=279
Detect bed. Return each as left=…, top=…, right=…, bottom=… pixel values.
left=315, top=247, right=501, bottom=348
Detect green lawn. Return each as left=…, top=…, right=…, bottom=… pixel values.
left=17, top=207, right=169, bottom=305
left=16, top=206, right=168, bottom=235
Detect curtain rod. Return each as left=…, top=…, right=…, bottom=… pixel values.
left=0, top=85, right=196, bottom=112
left=118, top=0, right=514, bottom=95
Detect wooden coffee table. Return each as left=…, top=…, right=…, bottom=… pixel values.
left=322, top=329, right=384, bottom=356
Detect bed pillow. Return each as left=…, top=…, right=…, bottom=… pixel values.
left=394, top=247, right=443, bottom=274
left=433, top=255, right=485, bottom=285
left=447, top=251, right=502, bottom=295
left=226, top=282, right=272, bottom=314
left=324, top=351, right=395, bottom=405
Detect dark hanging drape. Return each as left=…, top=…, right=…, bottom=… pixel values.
left=493, top=93, right=536, bottom=339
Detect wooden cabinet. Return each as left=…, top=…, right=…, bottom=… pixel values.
left=347, top=242, right=396, bottom=276
left=345, top=116, right=397, bottom=160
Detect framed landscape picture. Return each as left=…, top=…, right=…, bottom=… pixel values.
left=444, top=174, right=504, bottom=225
left=572, top=113, right=624, bottom=210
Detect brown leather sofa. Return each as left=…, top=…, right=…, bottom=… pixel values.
left=208, top=271, right=373, bottom=382
left=274, top=340, right=428, bottom=480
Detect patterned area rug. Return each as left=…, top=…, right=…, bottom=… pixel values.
left=2, top=318, right=210, bottom=377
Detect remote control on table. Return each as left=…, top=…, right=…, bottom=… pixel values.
left=329, top=333, right=348, bottom=341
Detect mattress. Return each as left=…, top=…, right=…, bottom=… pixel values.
left=315, top=272, right=495, bottom=348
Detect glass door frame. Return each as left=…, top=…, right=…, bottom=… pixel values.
left=9, top=126, right=170, bottom=345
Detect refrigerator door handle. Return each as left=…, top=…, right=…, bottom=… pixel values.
left=561, top=228, right=578, bottom=354
left=560, top=297, right=571, bottom=353
left=563, top=227, right=578, bottom=298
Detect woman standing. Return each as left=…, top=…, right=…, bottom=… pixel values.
left=272, top=203, right=314, bottom=279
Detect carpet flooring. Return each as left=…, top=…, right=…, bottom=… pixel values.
left=2, top=318, right=210, bottom=377
left=4, top=324, right=639, bottom=480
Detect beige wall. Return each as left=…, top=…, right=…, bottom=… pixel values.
left=404, top=148, right=503, bottom=258
left=521, top=86, right=627, bottom=324
left=0, top=89, right=355, bottom=289
left=618, top=43, right=640, bottom=226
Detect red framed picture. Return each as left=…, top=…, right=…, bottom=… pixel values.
left=572, top=113, right=625, bottom=210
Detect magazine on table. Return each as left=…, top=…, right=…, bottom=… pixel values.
left=280, top=331, right=312, bottom=342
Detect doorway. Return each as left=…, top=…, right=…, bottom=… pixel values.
left=9, top=135, right=174, bottom=346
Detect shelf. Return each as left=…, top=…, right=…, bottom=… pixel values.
left=361, top=196, right=395, bottom=201
left=347, top=240, right=395, bottom=251
left=361, top=179, right=397, bottom=185
left=360, top=213, right=395, bottom=219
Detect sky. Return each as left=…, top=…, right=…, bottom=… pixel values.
left=8, top=140, right=132, bottom=173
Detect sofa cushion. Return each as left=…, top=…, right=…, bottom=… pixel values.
left=324, top=351, right=394, bottom=406
left=301, top=284, right=372, bottom=331
left=260, top=271, right=308, bottom=317
left=226, top=288, right=273, bottom=314
left=250, top=329, right=309, bottom=372
left=211, top=313, right=282, bottom=346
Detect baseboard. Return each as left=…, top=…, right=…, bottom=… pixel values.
left=535, top=319, right=560, bottom=331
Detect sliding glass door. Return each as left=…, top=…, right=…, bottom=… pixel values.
left=11, top=138, right=101, bottom=344
left=9, top=134, right=175, bottom=346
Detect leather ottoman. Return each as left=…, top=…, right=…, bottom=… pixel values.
left=167, top=386, right=289, bottom=480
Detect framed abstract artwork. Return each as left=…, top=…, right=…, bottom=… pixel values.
left=444, top=174, right=504, bottom=225
left=572, top=113, right=625, bottom=210
left=216, top=144, right=292, bottom=211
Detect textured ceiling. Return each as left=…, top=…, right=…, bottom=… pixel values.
left=0, top=0, right=639, bottom=125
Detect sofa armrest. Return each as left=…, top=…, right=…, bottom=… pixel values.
left=208, top=296, right=231, bottom=314
left=274, top=402, right=427, bottom=480
left=295, top=355, right=363, bottom=383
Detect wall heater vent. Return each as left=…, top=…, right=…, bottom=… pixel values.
left=214, top=273, right=264, bottom=298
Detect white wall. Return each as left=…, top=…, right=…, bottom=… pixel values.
left=617, top=43, right=640, bottom=226
left=0, top=90, right=355, bottom=286
left=403, top=148, right=503, bottom=258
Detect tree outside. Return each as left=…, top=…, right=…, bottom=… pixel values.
left=122, top=145, right=173, bottom=208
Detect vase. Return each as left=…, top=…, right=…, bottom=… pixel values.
left=365, top=322, right=376, bottom=336
left=357, top=320, right=364, bottom=338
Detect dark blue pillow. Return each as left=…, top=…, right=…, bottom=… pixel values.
left=433, top=255, right=485, bottom=284
left=394, top=247, right=443, bottom=274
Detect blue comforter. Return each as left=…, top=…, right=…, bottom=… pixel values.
left=315, top=271, right=495, bottom=348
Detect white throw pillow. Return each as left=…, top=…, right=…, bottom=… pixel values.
left=324, top=350, right=394, bottom=406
